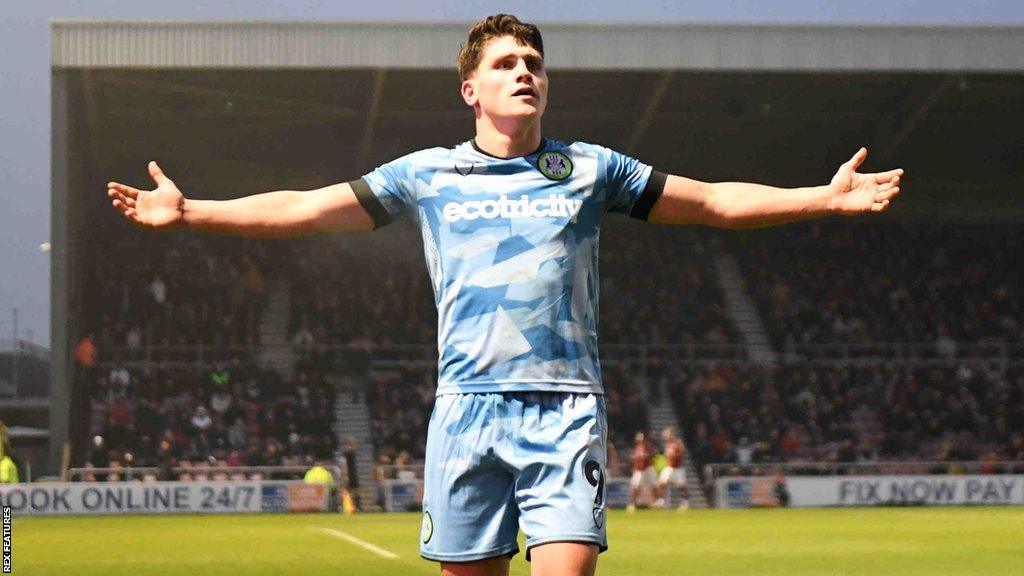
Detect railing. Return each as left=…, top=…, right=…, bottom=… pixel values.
left=96, top=344, right=259, bottom=366
left=293, top=343, right=434, bottom=368
left=96, top=341, right=1023, bottom=370
left=602, top=344, right=750, bottom=364
left=375, top=462, right=633, bottom=482
left=786, top=342, right=1023, bottom=367
left=703, top=460, right=1024, bottom=487
left=67, top=464, right=345, bottom=486
left=384, top=461, right=1024, bottom=496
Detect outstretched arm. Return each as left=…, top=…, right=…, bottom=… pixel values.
left=107, top=161, right=373, bottom=237
left=648, top=148, right=903, bottom=229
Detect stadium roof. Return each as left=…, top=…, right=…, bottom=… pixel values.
left=51, top=21, right=1024, bottom=191
left=52, top=70, right=1024, bottom=217
left=50, top=21, right=1024, bottom=193
left=53, top=20, right=1024, bottom=71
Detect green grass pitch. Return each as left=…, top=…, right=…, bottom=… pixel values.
left=11, top=507, right=1024, bottom=575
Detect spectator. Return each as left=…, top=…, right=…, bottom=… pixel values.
left=156, top=439, right=176, bottom=481
left=87, top=435, right=110, bottom=481
left=773, top=472, right=790, bottom=507
left=780, top=427, right=803, bottom=456
left=936, top=324, right=958, bottom=358
left=710, top=427, right=733, bottom=461
left=191, top=406, right=213, bottom=434
left=293, top=322, right=315, bottom=347
left=108, top=365, right=131, bottom=395
left=0, top=423, right=17, bottom=484
left=126, top=325, right=143, bottom=353
left=735, top=437, right=754, bottom=465
left=74, top=334, right=98, bottom=370
left=209, top=363, right=230, bottom=390
left=150, top=274, right=166, bottom=306
left=210, top=389, right=233, bottom=416
left=226, top=450, right=245, bottom=468
left=228, top=417, right=247, bottom=449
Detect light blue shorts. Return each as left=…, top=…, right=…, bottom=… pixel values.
left=419, top=392, right=608, bottom=563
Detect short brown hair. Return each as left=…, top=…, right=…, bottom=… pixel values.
left=458, top=14, right=544, bottom=81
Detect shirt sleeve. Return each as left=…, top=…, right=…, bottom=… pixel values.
left=602, top=147, right=667, bottom=221
left=348, top=153, right=420, bottom=229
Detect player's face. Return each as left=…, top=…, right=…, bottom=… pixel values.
left=464, top=35, right=548, bottom=124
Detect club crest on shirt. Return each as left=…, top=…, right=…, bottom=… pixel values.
left=454, top=162, right=476, bottom=176
left=421, top=510, right=433, bottom=543
left=537, top=151, right=573, bottom=181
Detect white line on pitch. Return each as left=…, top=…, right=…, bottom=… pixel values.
left=311, top=526, right=399, bottom=559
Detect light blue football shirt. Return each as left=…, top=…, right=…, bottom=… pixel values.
left=351, top=138, right=663, bottom=395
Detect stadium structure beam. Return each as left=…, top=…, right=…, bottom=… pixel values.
left=52, top=21, right=1024, bottom=72
left=356, top=69, right=387, bottom=172
left=877, top=75, right=957, bottom=161
left=626, top=70, right=674, bottom=154
left=48, top=72, right=72, bottom=476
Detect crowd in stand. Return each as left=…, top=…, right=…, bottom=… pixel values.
left=288, top=236, right=437, bottom=348
left=366, top=366, right=432, bottom=464
left=363, top=359, right=651, bottom=471
left=290, top=226, right=735, bottom=467
left=602, top=361, right=650, bottom=467
left=356, top=353, right=1024, bottom=477
left=663, top=361, right=1024, bottom=470
left=598, top=225, right=737, bottom=346
left=82, top=357, right=336, bottom=481
left=287, top=225, right=738, bottom=349
left=733, top=222, right=1022, bottom=351
left=85, top=235, right=268, bottom=352
left=70, top=220, right=1024, bottom=482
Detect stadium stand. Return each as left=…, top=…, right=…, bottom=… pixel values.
left=732, top=222, right=1022, bottom=351
left=362, top=358, right=652, bottom=469
left=70, top=219, right=1022, bottom=501
left=81, top=357, right=336, bottom=481
left=666, top=361, right=1024, bottom=471
left=288, top=224, right=739, bottom=348
left=83, top=234, right=268, bottom=351
left=287, top=224, right=733, bottom=468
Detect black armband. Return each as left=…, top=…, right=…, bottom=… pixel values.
left=348, top=178, right=391, bottom=229
left=629, top=170, right=668, bottom=221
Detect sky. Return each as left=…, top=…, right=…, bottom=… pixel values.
left=1, top=1, right=1022, bottom=347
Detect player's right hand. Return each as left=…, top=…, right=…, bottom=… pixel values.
left=107, top=161, right=185, bottom=228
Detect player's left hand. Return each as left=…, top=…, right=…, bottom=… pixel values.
left=828, top=148, right=903, bottom=214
